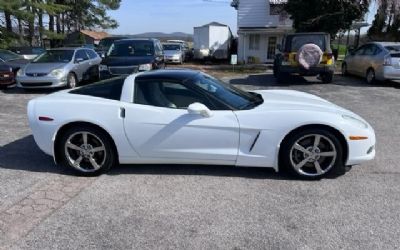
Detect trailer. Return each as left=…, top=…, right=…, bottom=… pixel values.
left=193, top=22, right=233, bottom=60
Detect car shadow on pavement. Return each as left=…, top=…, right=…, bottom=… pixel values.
left=1, top=87, right=59, bottom=95
left=229, top=73, right=400, bottom=89
left=0, top=135, right=302, bottom=181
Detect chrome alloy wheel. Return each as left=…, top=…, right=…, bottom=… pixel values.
left=64, top=131, right=106, bottom=172
left=289, top=134, right=337, bottom=177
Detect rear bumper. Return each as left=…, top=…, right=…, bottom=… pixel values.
left=0, top=72, right=15, bottom=87
left=279, top=65, right=335, bottom=76
left=382, top=66, right=400, bottom=80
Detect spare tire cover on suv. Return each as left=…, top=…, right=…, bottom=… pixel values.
left=296, top=43, right=323, bottom=70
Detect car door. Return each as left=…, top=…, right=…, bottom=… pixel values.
left=74, top=49, right=91, bottom=81
left=346, top=45, right=366, bottom=76
left=123, top=79, right=240, bottom=163
left=85, top=49, right=101, bottom=80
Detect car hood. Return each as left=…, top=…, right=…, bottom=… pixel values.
left=4, top=58, right=29, bottom=70
left=164, top=50, right=182, bottom=57
left=102, top=56, right=154, bottom=66
left=254, top=89, right=352, bottom=115
left=24, top=63, right=68, bottom=74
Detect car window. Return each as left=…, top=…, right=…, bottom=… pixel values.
left=75, top=50, right=89, bottom=61
left=363, top=45, right=377, bottom=56
left=33, top=50, right=74, bottom=63
left=70, top=77, right=126, bottom=100
left=108, top=40, right=155, bottom=57
left=134, top=80, right=214, bottom=109
left=354, top=45, right=366, bottom=56
left=86, top=49, right=98, bottom=59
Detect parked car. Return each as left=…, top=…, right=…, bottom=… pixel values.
left=27, top=69, right=375, bottom=179
left=342, top=42, right=400, bottom=84
left=163, top=43, right=185, bottom=64
left=99, top=38, right=165, bottom=78
left=9, top=47, right=46, bottom=60
left=96, top=36, right=129, bottom=58
left=16, top=47, right=101, bottom=89
left=273, top=32, right=335, bottom=83
left=167, top=40, right=191, bottom=59
left=0, top=63, right=15, bottom=89
left=0, top=49, right=29, bottom=84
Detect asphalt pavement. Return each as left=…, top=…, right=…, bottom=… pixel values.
left=0, top=73, right=399, bottom=250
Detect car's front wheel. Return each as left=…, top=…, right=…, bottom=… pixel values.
left=341, top=63, right=348, bottom=76
left=280, top=128, right=344, bottom=179
left=321, top=72, right=334, bottom=83
left=66, top=72, right=77, bottom=89
left=366, top=68, right=376, bottom=84
left=58, top=125, right=116, bottom=176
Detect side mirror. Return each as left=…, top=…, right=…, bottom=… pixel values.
left=187, top=103, right=213, bottom=118
left=75, top=58, right=84, bottom=63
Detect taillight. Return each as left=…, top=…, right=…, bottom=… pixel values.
left=326, top=53, right=333, bottom=60
left=383, top=55, right=392, bottom=66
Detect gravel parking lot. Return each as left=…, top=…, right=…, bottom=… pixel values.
left=0, top=72, right=399, bottom=250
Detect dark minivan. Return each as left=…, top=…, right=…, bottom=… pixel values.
left=99, top=38, right=165, bottom=78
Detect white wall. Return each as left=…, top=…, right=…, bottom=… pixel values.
left=238, top=33, right=284, bottom=63
left=237, top=0, right=292, bottom=28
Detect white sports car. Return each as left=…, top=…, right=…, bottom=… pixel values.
left=27, top=69, right=376, bottom=179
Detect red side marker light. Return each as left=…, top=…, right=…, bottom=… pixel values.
left=38, top=116, right=54, bottom=121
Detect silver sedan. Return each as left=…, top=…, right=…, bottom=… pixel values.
left=342, top=42, right=400, bottom=84
left=16, top=48, right=101, bottom=89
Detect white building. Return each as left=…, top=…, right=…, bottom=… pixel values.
left=231, top=0, right=293, bottom=64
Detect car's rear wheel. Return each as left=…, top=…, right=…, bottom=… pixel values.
left=280, top=128, right=344, bottom=179
left=67, top=72, right=77, bottom=89
left=366, top=68, right=376, bottom=84
left=341, top=63, right=348, bottom=76
left=321, top=72, right=334, bottom=83
left=59, top=125, right=116, bottom=176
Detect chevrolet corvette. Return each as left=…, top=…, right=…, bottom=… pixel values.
left=27, top=69, right=376, bottom=179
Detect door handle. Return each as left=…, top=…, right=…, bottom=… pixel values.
left=119, top=107, right=125, bottom=118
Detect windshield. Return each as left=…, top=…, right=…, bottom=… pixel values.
left=385, top=45, right=400, bottom=52
left=98, top=37, right=126, bottom=49
left=0, top=50, right=22, bottom=61
left=107, top=41, right=154, bottom=57
left=186, top=73, right=263, bottom=110
left=33, top=50, right=74, bottom=63
left=163, top=44, right=181, bottom=51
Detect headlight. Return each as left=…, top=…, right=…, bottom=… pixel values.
left=17, top=68, right=24, bottom=76
left=99, top=64, right=108, bottom=71
left=49, top=68, right=65, bottom=78
left=139, top=64, right=152, bottom=71
left=173, top=54, right=180, bottom=59
left=342, top=115, right=368, bottom=129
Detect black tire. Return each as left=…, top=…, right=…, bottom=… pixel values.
left=279, top=128, right=345, bottom=180
left=67, top=72, right=78, bottom=89
left=92, top=66, right=100, bottom=82
left=321, top=72, right=334, bottom=83
left=366, top=68, right=376, bottom=84
left=58, top=125, right=116, bottom=176
left=341, top=63, right=348, bottom=76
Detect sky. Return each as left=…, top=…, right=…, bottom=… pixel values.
left=108, top=0, right=237, bottom=35
left=108, top=0, right=378, bottom=36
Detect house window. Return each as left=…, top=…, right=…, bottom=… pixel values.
left=267, top=37, right=277, bottom=59
left=249, top=34, right=260, bottom=50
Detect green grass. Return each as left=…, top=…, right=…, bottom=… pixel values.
left=332, top=44, right=347, bottom=56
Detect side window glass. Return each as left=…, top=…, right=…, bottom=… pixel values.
left=354, top=46, right=366, bottom=56
left=363, top=45, right=375, bottom=56
left=86, top=49, right=98, bottom=59
left=76, top=50, right=89, bottom=60
left=134, top=80, right=214, bottom=109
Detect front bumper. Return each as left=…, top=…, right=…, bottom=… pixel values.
left=165, top=57, right=182, bottom=63
left=346, top=125, right=376, bottom=166
left=279, top=65, right=335, bottom=76
left=17, top=75, right=67, bottom=89
left=0, top=72, right=15, bottom=87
